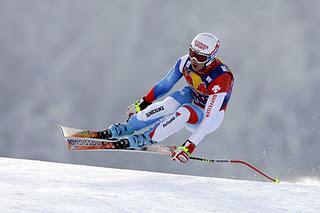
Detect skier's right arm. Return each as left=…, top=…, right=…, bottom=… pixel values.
left=127, top=57, right=185, bottom=118
left=144, top=57, right=184, bottom=103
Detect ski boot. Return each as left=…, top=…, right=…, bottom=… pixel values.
left=98, top=123, right=134, bottom=140
left=119, top=132, right=156, bottom=150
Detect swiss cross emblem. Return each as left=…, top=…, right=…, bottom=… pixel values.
left=212, top=85, right=221, bottom=93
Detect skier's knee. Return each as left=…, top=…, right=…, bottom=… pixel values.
left=177, top=104, right=200, bottom=125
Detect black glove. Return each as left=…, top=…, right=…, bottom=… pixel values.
left=126, top=97, right=152, bottom=119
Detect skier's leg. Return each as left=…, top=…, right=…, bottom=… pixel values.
left=129, top=97, right=181, bottom=128
left=125, top=103, right=203, bottom=149
left=148, top=103, right=203, bottom=142
left=99, top=97, right=180, bottom=139
left=103, top=86, right=193, bottom=139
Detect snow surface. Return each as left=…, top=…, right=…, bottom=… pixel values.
left=0, top=157, right=319, bottom=213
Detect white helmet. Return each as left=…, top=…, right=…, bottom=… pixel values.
left=189, top=33, right=220, bottom=65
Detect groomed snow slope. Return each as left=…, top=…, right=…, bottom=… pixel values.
left=0, top=157, right=319, bottom=213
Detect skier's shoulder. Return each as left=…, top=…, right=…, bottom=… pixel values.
left=207, top=58, right=233, bottom=79
left=173, top=54, right=189, bottom=73
left=207, top=73, right=233, bottom=95
left=178, top=54, right=189, bottom=65
left=207, top=58, right=234, bottom=95
left=218, top=58, right=233, bottom=75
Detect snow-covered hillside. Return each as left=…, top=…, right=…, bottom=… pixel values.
left=0, top=157, right=319, bottom=213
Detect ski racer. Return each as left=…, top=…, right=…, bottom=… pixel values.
left=98, top=33, right=234, bottom=163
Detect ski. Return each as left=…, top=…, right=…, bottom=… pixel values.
left=60, top=126, right=101, bottom=139
left=60, top=126, right=176, bottom=155
left=64, top=137, right=176, bottom=155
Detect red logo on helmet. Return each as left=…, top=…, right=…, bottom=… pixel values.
left=194, top=40, right=208, bottom=50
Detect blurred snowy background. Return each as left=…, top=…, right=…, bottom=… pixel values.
left=1, top=0, right=319, bottom=181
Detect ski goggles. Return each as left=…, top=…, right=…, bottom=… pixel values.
left=189, top=46, right=211, bottom=64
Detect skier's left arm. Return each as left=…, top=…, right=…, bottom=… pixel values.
left=188, top=72, right=234, bottom=145
left=171, top=72, right=233, bottom=163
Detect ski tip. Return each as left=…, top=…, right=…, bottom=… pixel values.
left=274, top=178, right=280, bottom=184
left=59, top=125, right=67, bottom=137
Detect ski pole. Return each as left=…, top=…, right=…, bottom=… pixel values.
left=189, top=156, right=280, bottom=183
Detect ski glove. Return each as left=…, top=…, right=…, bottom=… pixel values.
left=171, top=140, right=196, bottom=163
left=126, top=97, right=152, bottom=120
